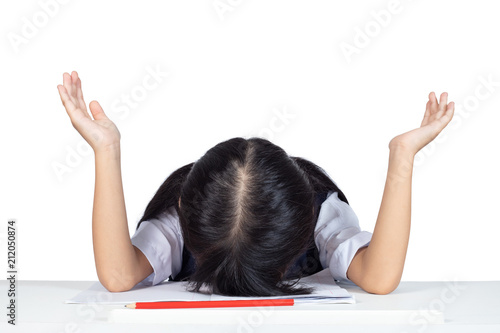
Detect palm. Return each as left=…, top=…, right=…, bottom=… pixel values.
left=389, top=92, right=455, bottom=154
left=57, top=72, right=120, bottom=152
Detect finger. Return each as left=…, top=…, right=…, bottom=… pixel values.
left=58, top=84, right=92, bottom=124
left=74, top=72, right=87, bottom=110
left=438, top=92, right=448, bottom=112
left=60, top=71, right=92, bottom=119
left=424, top=99, right=431, bottom=117
left=57, top=84, right=76, bottom=114
left=429, top=91, right=438, bottom=114
left=436, top=101, right=455, bottom=129
left=58, top=84, right=86, bottom=129
left=89, top=100, right=109, bottom=121
left=445, top=101, right=455, bottom=119
left=421, top=100, right=431, bottom=126
left=63, top=72, right=73, bottom=96
left=71, top=71, right=79, bottom=99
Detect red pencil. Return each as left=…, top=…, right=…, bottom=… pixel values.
left=125, top=298, right=294, bottom=309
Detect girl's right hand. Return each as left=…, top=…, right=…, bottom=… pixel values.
left=57, top=71, right=121, bottom=153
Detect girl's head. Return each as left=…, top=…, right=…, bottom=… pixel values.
left=138, top=137, right=347, bottom=296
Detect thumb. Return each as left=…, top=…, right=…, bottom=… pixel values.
left=89, top=100, right=108, bottom=121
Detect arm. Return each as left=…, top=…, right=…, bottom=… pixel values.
left=347, top=145, right=414, bottom=294
left=347, top=92, right=455, bottom=295
left=57, top=71, right=152, bottom=292
left=93, top=146, right=153, bottom=291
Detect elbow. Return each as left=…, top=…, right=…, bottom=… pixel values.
left=101, top=278, right=135, bottom=293
left=360, top=278, right=400, bottom=295
left=98, top=272, right=136, bottom=293
left=103, top=281, right=132, bottom=293
left=366, top=284, right=398, bottom=295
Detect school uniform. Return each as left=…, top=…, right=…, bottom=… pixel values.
left=130, top=191, right=372, bottom=286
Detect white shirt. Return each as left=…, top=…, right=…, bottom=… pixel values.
left=131, top=191, right=372, bottom=286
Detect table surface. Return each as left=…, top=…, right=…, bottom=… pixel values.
left=1, top=280, right=500, bottom=333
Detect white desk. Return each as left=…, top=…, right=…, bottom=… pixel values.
left=1, top=280, right=499, bottom=332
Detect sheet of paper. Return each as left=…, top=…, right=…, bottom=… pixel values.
left=65, top=268, right=354, bottom=305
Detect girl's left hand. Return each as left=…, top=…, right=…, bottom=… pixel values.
left=389, top=92, right=455, bottom=155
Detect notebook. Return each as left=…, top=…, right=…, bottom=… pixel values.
left=65, top=268, right=355, bottom=305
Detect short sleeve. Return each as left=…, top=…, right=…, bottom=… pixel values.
left=314, top=191, right=372, bottom=283
left=130, top=206, right=184, bottom=286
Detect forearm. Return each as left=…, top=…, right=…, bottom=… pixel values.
left=92, top=145, right=139, bottom=291
left=361, top=145, right=415, bottom=293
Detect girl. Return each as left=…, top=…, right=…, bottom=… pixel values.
left=57, top=71, right=455, bottom=296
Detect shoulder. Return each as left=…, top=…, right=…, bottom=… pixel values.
left=134, top=206, right=183, bottom=240
left=314, top=191, right=372, bottom=283
left=315, top=191, right=359, bottom=231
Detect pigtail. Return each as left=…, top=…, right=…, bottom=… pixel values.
left=136, top=162, right=194, bottom=230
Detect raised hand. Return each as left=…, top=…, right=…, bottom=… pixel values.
left=389, top=92, right=455, bottom=155
left=57, top=71, right=121, bottom=153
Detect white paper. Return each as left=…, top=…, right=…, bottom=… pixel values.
left=65, top=269, right=354, bottom=305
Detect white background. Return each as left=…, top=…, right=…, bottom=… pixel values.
left=1, top=0, right=499, bottom=283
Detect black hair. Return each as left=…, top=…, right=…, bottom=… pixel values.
left=136, top=137, right=347, bottom=296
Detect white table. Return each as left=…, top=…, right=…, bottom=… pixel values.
left=1, top=280, right=499, bottom=332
